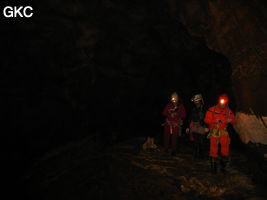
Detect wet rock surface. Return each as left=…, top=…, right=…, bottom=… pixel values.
left=18, top=136, right=267, bottom=200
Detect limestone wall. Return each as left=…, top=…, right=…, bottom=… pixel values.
left=175, top=0, right=267, bottom=144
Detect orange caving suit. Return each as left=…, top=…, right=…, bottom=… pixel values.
left=204, top=105, right=236, bottom=158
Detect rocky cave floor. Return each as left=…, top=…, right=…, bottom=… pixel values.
left=18, top=135, right=267, bottom=200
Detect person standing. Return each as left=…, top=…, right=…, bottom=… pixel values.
left=162, top=92, right=186, bottom=156
left=204, top=94, right=236, bottom=174
left=187, top=94, right=208, bottom=160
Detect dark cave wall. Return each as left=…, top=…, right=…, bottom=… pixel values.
left=2, top=0, right=234, bottom=160
left=173, top=0, right=267, bottom=144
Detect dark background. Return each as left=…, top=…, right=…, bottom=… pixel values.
left=2, top=1, right=237, bottom=183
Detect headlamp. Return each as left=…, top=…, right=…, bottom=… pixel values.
left=220, top=99, right=225, bottom=104
left=171, top=97, right=177, bottom=102
left=218, top=94, right=229, bottom=105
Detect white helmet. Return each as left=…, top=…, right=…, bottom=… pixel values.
left=191, top=94, right=203, bottom=103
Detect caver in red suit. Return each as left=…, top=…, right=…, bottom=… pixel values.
left=204, top=94, right=236, bottom=174
left=162, top=92, right=186, bottom=155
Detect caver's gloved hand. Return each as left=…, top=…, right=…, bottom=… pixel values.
left=186, top=128, right=190, bottom=134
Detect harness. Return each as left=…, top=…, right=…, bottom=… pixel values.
left=209, top=106, right=231, bottom=139
left=211, top=105, right=231, bottom=119
left=190, top=106, right=206, bottom=134
left=164, top=105, right=182, bottom=135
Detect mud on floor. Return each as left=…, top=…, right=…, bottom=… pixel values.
left=18, top=136, right=267, bottom=200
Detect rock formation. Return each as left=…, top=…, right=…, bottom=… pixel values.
left=174, top=0, right=267, bottom=144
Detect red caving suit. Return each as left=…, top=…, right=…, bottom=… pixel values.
left=204, top=105, right=236, bottom=157
left=162, top=103, right=186, bottom=151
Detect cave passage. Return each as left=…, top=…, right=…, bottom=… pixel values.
left=2, top=1, right=267, bottom=200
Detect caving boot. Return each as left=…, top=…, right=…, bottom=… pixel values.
left=220, top=156, right=230, bottom=175
left=193, top=144, right=199, bottom=160
left=164, top=148, right=169, bottom=154
left=171, top=149, right=177, bottom=156
left=198, top=146, right=204, bottom=160
left=210, top=157, right=218, bottom=175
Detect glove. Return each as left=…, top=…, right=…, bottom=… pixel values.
left=186, top=128, right=190, bottom=134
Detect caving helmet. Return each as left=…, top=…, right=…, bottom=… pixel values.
left=191, top=93, right=203, bottom=103
left=171, top=92, right=179, bottom=103
left=218, top=94, right=229, bottom=106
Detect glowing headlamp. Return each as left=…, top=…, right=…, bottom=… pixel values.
left=219, top=98, right=226, bottom=104
left=218, top=94, right=229, bottom=105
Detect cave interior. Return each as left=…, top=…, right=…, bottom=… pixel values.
left=2, top=1, right=267, bottom=199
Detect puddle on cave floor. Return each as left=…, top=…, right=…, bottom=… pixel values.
left=18, top=136, right=267, bottom=200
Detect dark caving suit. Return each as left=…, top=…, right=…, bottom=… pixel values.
left=189, top=102, right=207, bottom=160
left=204, top=94, right=236, bottom=174
left=162, top=92, right=186, bottom=155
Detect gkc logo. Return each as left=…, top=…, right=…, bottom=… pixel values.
left=3, top=6, right=33, bottom=18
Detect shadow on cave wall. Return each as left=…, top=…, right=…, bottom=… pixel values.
left=2, top=0, right=236, bottom=176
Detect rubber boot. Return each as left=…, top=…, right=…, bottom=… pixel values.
left=220, top=156, right=229, bottom=175
left=194, top=144, right=200, bottom=160
left=210, top=157, right=217, bottom=174
left=199, top=145, right=204, bottom=160
left=199, top=137, right=205, bottom=160
left=171, top=149, right=177, bottom=156
left=164, top=148, right=169, bottom=153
